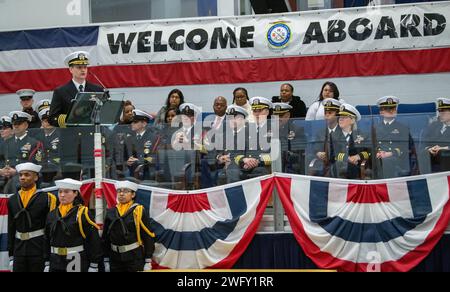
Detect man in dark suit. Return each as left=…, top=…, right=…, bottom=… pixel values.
left=49, top=51, right=103, bottom=128
left=272, top=83, right=307, bottom=118
left=49, top=51, right=103, bottom=168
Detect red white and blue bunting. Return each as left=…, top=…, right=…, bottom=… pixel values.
left=1, top=172, right=450, bottom=272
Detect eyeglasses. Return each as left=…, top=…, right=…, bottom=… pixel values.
left=117, top=189, right=133, bottom=194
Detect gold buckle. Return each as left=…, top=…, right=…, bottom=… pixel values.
left=20, top=233, right=30, bottom=240
left=57, top=248, right=68, bottom=256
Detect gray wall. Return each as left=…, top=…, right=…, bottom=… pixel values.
left=0, top=0, right=90, bottom=31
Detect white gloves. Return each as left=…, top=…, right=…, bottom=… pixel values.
left=104, top=259, right=110, bottom=273
left=8, top=257, right=13, bottom=272
left=88, top=263, right=99, bottom=272
left=143, top=259, right=152, bottom=271
left=44, top=262, right=50, bottom=273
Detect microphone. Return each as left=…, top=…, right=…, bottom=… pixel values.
left=89, top=71, right=110, bottom=101
left=89, top=71, right=107, bottom=90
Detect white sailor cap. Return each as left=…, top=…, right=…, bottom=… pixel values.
left=179, top=103, right=201, bottom=116
left=55, top=178, right=82, bottom=191
left=9, top=111, right=33, bottom=123
left=273, top=103, right=293, bottom=115
left=16, top=89, right=36, bottom=100
left=64, top=51, right=90, bottom=67
left=226, top=105, right=248, bottom=118
left=16, top=162, right=42, bottom=174
left=35, top=99, right=51, bottom=113
left=437, top=98, right=450, bottom=110
left=250, top=97, right=273, bottom=110
left=1, top=116, right=12, bottom=128
left=132, top=109, right=153, bottom=122
left=322, top=98, right=342, bottom=111
left=377, top=96, right=400, bottom=108
left=38, top=109, right=50, bottom=120
left=339, top=103, right=362, bottom=121
left=115, top=180, right=139, bottom=192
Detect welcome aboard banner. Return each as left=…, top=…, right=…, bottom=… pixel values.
left=95, top=1, right=450, bottom=64
left=1, top=2, right=450, bottom=94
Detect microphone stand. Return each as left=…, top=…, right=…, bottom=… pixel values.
left=369, top=105, right=380, bottom=179
left=88, top=71, right=111, bottom=235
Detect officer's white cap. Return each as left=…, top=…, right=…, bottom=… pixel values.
left=132, top=109, right=153, bottom=122
left=377, top=96, right=400, bottom=107
left=322, top=98, right=342, bottom=110
left=55, top=178, right=82, bottom=191
left=179, top=103, right=201, bottom=115
left=38, top=109, right=50, bottom=120
left=9, top=111, right=33, bottom=122
left=64, top=51, right=90, bottom=67
left=272, top=103, right=293, bottom=115
left=16, top=89, right=35, bottom=99
left=16, top=163, right=42, bottom=174
left=1, top=116, right=12, bottom=125
left=339, top=103, right=362, bottom=122
left=437, top=98, right=450, bottom=110
left=35, top=99, right=51, bottom=113
left=115, top=181, right=139, bottom=192
left=250, top=97, right=273, bottom=110
left=226, top=105, right=248, bottom=118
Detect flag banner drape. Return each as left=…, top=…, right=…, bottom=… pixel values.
left=2, top=173, right=450, bottom=271
left=275, top=172, right=450, bottom=272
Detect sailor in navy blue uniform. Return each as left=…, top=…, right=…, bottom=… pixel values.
left=49, top=51, right=103, bottom=168
left=7, top=163, right=57, bottom=272
left=126, top=110, right=160, bottom=180
left=16, top=89, right=41, bottom=130
left=423, top=98, right=450, bottom=172
left=49, top=51, right=103, bottom=128
left=102, top=181, right=155, bottom=272
left=241, top=97, right=273, bottom=179
left=44, top=178, right=102, bottom=272
left=39, top=108, right=61, bottom=177
left=307, top=98, right=343, bottom=177
left=333, top=104, right=371, bottom=179
left=3, top=111, right=43, bottom=168
left=216, top=105, right=249, bottom=184
left=0, top=116, right=13, bottom=169
left=374, top=96, right=414, bottom=179
left=272, top=102, right=306, bottom=174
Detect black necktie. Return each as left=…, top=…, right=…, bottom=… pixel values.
left=329, top=133, right=335, bottom=163
left=79, top=85, right=84, bottom=92
left=137, top=134, right=142, bottom=141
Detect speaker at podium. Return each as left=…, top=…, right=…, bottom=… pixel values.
left=250, top=0, right=291, bottom=14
